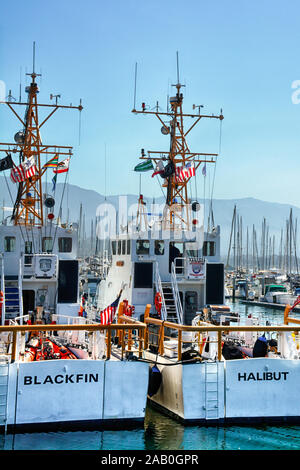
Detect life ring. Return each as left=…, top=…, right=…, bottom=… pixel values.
left=155, top=292, right=162, bottom=317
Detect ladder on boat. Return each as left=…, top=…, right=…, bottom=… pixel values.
left=155, top=262, right=183, bottom=323
left=204, top=362, right=219, bottom=420
left=0, top=358, right=9, bottom=432
left=161, top=282, right=179, bottom=323
left=0, top=257, right=23, bottom=323
left=4, top=277, right=20, bottom=319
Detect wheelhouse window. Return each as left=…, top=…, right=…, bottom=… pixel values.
left=127, top=240, right=131, bottom=255
left=136, top=239, right=150, bottom=255
left=203, top=241, right=216, bottom=257
left=122, top=240, right=126, bottom=255
left=155, top=240, right=164, bottom=255
left=25, top=241, right=32, bottom=254
left=4, top=236, right=16, bottom=252
left=185, top=242, right=199, bottom=258
left=169, top=241, right=184, bottom=273
left=42, top=237, right=53, bottom=253
left=58, top=237, right=72, bottom=253
left=111, top=241, right=116, bottom=255
left=118, top=240, right=121, bottom=255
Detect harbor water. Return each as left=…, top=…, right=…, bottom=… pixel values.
left=2, top=300, right=300, bottom=451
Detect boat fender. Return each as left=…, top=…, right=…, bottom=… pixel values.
left=253, top=335, right=268, bottom=358
left=148, top=365, right=162, bottom=397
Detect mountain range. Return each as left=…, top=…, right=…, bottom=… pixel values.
left=0, top=176, right=299, bottom=256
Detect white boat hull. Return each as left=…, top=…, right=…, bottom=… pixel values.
left=2, top=359, right=149, bottom=430
left=147, top=355, right=300, bottom=423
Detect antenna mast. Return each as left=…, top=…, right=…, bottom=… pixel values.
left=0, top=43, right=83, bottom=227
left=132, top=54, right=223, bottom=230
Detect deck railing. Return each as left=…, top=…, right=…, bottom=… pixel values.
left=137, top=303, right=300, bottom=361
left=3, top=301, right=300, bottom=364
left=0, top=317, right=147, bottom=363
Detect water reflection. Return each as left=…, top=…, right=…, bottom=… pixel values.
left=3, top=407, right=300, bottom=450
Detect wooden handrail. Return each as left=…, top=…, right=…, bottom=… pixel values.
left=143, top=316, right=300, bottom=332
left=1, top=321, right=147, bottom=363
left=140, top=313, right=300, bottom=361
left=284, top=304, right=300, bottom=325
left=0, top=323, right=146, bottom=333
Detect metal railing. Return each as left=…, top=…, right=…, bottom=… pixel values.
left=0, top=254, right=5, bottom=325
left=171, top=262, right=183, bottom=324
left=155, top=262, right=168, bottom=321
left=174, top=256, right=185, bottom=278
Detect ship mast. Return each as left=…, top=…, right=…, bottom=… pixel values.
left=0, top=44, right=83, bottom=227
left=132, top=61, right=223, bottom=231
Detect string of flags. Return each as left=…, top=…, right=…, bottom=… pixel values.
left=0, top=153, right=70, bottom=189
left=134, top=157, right=197, bottom=182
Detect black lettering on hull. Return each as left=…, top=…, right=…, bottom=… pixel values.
left=238, top=371, right=289, bottom=382
left=24, top=373, right=99, bottom=386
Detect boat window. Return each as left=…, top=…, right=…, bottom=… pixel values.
left=136, top=239, right=150, bottom=255
left=122, top=240, right=126, bottom=255
left=127, top=240, right=131, bottom=255
left=25, top=241, right=32, bottom=254
left=42, top=237, right=53, bottom=253
left=118, top=240, right=122, bottom=255
left=4, top=236, right=16, bottom=252
left=155, top=240, right=164, bottom=255
left=169, top=242, right=184, bottom=273
left=111, top=241, right=116, bottom=255
left=185, top=242, right=198, bottom=258
left=58, top=237, right=72, bottom=253
left=269, top=285, right=287, bottom=292
left=202, top=241, right=216, bottom=257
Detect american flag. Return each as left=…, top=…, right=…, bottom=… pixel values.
left=175, top=161, right=195, bottom=183
left=10, top=156, right=37, bottom=183
left=99, top=292, right=122, bottom=325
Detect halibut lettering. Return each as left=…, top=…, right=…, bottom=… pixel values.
left=238, top=371, right=289, bottom=381
left=24, top=373, right=99, bottom=385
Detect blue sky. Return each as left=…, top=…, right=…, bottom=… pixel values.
left=1, top=0, right=300, bottom=206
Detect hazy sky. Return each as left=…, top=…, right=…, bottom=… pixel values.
left=1, top=0, right=300, bottom=207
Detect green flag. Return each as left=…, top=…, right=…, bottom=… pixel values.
left=134, top=159, right=154, bottom=172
